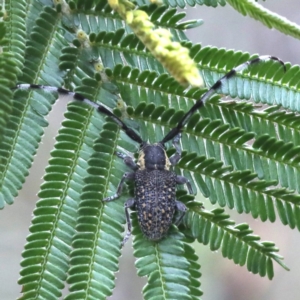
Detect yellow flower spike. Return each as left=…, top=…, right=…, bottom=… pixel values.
left=171, top=42, right=182, bottom=50
left=108, top=0, right=119, bottom=10
left=123, top=0, right=136, bottom=10
left=118, top=4, right=127, bottom=16
left=137, top=22, right=154, bottom=33
left=132, top=10, right=148, bottom=18
left=126, top=11, right=133, bottom=24
left=133, top=18, right=152, bottom=28
left=108, top=1, right=203, bottom=87
left=154, top=39, right=169, bottom=49
left=155, top=46, right=169, bottom=58
left=140, top=30, right=155, bottom=41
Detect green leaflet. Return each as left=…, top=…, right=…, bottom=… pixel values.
left=182, top=202, right=289, bottom=280
left=227, top=0, right=300, bottom=40
left=19, top=100, right=108, bottom=299
left=3, top=0, right=27, bottom=70
left=133, top=214, right=202, bottom=300
left=0, top=6, right=67, bottom=207
left=66, top=122, right=126, bottom=300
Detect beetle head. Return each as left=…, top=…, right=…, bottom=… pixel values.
left=138, top=143, right=170, bottom=171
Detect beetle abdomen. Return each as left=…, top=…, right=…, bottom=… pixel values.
left=135, top=169, right=177, bottom=241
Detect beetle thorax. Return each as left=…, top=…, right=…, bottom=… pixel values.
left=138, top=143, right=171, bottom=171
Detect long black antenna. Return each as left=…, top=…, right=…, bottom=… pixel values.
left=14, top=84, right=144, bottom=145
left=160, top=55, right=285, bottom=144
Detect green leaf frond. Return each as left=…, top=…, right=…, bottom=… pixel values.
left=0, top=1, right=26, bottom=141
left=132, top=215, right=202, bottom=300
left=18, top=87, right=111, bottom=298
left=180, top=195, right=289, bottom=279
left=192, top=46, right=293, bottom=107
left=183, top=243, right=203, bottom=299
left=227, top=0, right=300, bottom=40
left=66, top=121, right=126, bottom=300
left=179, top=153, right=300, bottom=228
left=0, top=89, right=55, bottom=208
left=155, top=0, right=226, bottom=9
left=20, top=6, right=67, bottom=85
left=0, top=10, right=29, bottom=206
left=112, top=45, right=299, bottom=112
left=158, top=0, right=300, bottom=41
left=0, top=6, right=68, bottom=207
left=3, top=0, right=27, bottom=70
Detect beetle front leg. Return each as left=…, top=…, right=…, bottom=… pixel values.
left=122, top=198, right=135, bottom=245
left=103, top=172, right=135, bottom=202
left=169, top=133, right=182, bottom=166
left=176, top=175, right=193, bottom=195
left=116, top=151, right=138, bottom=171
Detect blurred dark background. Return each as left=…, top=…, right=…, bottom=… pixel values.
left=1, top=2, right=299, bottom=299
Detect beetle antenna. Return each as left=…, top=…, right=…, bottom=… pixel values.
left=14, top=84, right=144, bottom=145
left=160, top=55, right=285, bottom=144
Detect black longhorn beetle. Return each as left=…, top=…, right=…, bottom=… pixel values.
left=15, top=55, right=285, bottom=245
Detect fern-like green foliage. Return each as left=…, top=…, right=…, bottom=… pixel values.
left=227, top=0, right=300, bottom=39
left=1, top=0, right=300, bottom=299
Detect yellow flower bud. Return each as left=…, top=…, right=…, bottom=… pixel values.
left=108, top=0, right=119, bottom=9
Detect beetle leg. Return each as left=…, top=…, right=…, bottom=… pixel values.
left=176, top=175, right=193, bottom=194
left=174, top=200, right=187, bottom=226
left=122, top=198, right=136, bottom=245
left=103, top=172, right=135, bottom=202
left=116, top=151, right=139, bottom=171
left=169, top=133, right=182, bottom=166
